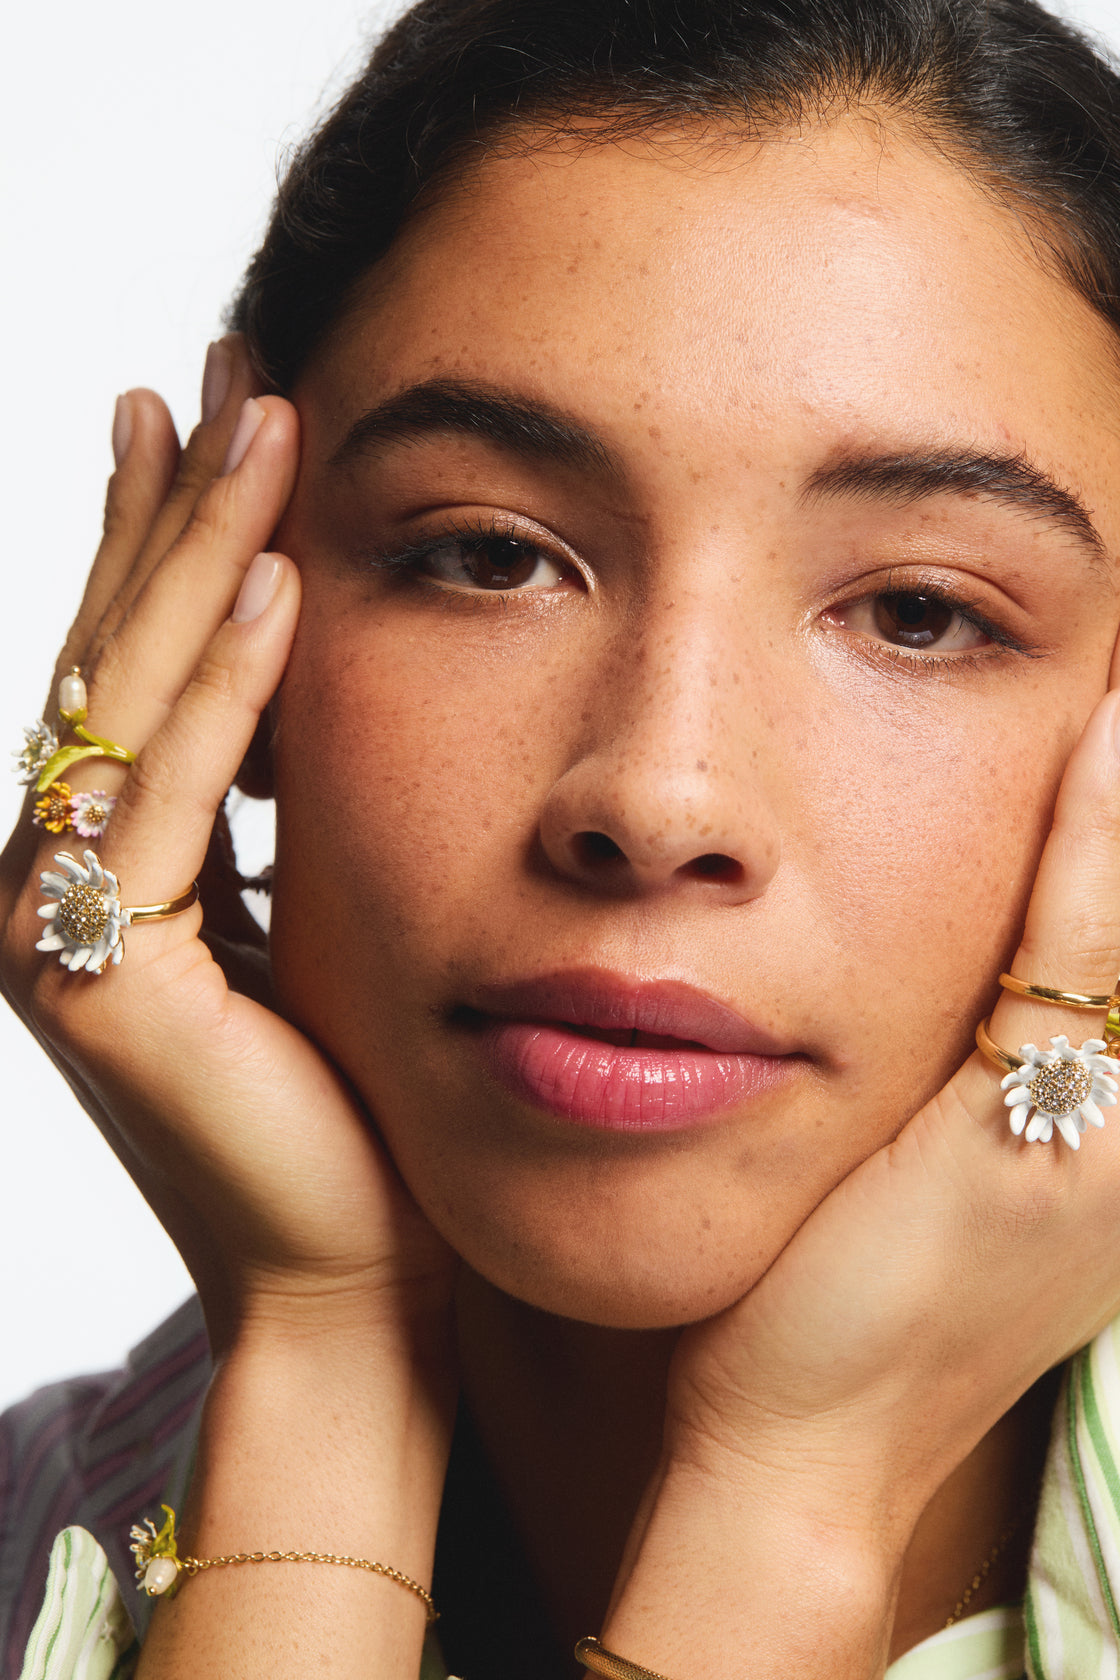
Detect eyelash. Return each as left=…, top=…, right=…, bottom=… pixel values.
left=829, top=578, right=1031, bottom=674
left=367, top=516, right=578, bottom=602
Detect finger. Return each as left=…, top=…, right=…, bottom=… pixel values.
left=96, top=333, right=263, bottom=636
left=956, top=688, right=1120, bottom=1144
left=62, top=396, right=299, bottom=806
left=23, top=552, right=300, bottom=985
left=60, top=389, right=181, bottom=669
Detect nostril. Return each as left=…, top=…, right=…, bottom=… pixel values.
left=574, top=831, right=625, bottom=868
left=687, top=853, right=744, bottom=884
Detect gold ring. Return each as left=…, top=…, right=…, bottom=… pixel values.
left=999, top=973, right=1120, bottom=1011
left=575, top=1637, right=678, bottom=1680
left=976, top=1016, right=1023, bottom=1075
left=36, top=851, right=200, bottom=975
left=128, top=885, right=201, bottom=924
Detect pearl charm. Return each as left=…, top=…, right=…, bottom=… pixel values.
left=58, top=669, right=88, bottom=718
left=143, top=1557, right=180, bottom=1595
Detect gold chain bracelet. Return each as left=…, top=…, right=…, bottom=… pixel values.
left=130, top=1506, right=437, bottom=1624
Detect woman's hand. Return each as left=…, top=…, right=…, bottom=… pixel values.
left=601, top=689, right=1120, bottom=1679
left=0, top=340, right=457, bottom=1352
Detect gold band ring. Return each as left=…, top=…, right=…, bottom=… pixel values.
left=975, top=1016, right=1023, bottom=1076
left=128, top=884, right=200, bottom=924
left=999, top=973, right=1120, bottom=1011
left=576, top=1637, right=678, bottom=1680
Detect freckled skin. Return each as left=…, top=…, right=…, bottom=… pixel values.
left=269, top=115, right=1120, bottom=1329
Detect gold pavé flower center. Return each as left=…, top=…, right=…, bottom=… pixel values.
left=1029, top=1060, right=1093, bottom=1118
left=58, top=882, right=109, bottom=945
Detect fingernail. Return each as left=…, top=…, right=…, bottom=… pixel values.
left=111, top=394, right=132, bottom=467
left=201, top=339, right=233, bottom=425
left=223, top=398, right=265, bottom=475
left=232, top=552, right=283, bottom=623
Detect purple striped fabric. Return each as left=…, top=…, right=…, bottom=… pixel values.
left=0, top=1297, right=210, bottom=1675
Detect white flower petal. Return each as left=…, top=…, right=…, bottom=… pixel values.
left=54, top=852, right=85, bottom=882
left=36, top=903, right=60, bottom=920
left=1080, top=1100, right=1106, bottom=1129
left=1050, top=1035, right=1074, bottom=1056
left=1016, top=1044, right=1044, bottom=1065
left=110, top=940, right=125, bottom=965
left=1055, top=1113, right=1082, bottom=1149
left=39, top=871, right=70, bottom=896
left=1009, top=1103, right=1031, bottom=1135
left=65, top=946, right=90, bottom=972
left=87, top=936, right=111, bottom=970
left=35, top=933, right=67, bottom=952
left=1025, top=1112, right=1052, bottom=1143
left=1003, top=1085, right=1032, bottom=1107
left=83, top=851, right=104, bottom=887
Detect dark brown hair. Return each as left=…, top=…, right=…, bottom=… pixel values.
left=230, top=0, right=1120, bottom=389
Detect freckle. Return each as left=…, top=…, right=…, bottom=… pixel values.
left=695, top=759, right=708, bottom=771
left=648, top=425, right=662, bottom=442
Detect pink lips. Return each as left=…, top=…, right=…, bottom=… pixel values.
left=463, top=971, right=798, bottom=1132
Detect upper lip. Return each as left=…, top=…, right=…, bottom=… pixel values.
left=464, top=969, right=795, bottom=1056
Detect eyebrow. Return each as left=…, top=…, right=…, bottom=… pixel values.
left=329, top=378, right=618, bottom=477
left=802, top=447, right=1105, bottom=562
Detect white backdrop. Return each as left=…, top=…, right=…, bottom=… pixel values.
left=2, top=0, right=1119, bottom=1411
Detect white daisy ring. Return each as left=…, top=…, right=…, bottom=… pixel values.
left=36, top=851, right=200, bottom=977
left=1001, top=1035, right=1120, bottom=1150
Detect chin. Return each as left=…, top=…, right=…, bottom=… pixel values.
left=431, top=1206, right=770, bottom=1330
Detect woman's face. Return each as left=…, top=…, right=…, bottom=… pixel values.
left=270, top=114, right=1120, bottom=1328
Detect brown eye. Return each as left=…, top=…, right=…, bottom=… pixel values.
left=462, top=536, right=545, bottom=589
left=873, top=592, right=957, bottom=648
left=418, top=533, right=567, bottom=591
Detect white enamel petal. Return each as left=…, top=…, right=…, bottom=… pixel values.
left=36, top=903, right=61, bottom=921
left=1009, top=1103, right=1031, bottom=1135
left=1049, top=1035, right=1074, bottom=1057
left=39, top=871, right=70, bottom=896
left=1055, top=1112, right=1083, bottom=1149
left=54, top=852, right=85, bottom=882
left=1004, top=1085, right=1032, bottom=1107
left=1082, top=1039, right=1108, bottom=1054
left=65, top=945, right=91, bottom=972
left=1096, top=1088, right=1118, bottom=1108
left=1094, top=1075, right=1119, bottom=1095
left=1015, top=1044, right=1044, bottom=1065
left=35, top=933, right=68, bottom=952
left=1080, top=1100, right=1106, bottom=1129
left=83, top=851, right=104, bottom=888
left=110, top=939, right=125, bottom=965
left=87, top=936, right=112, bottom=971
left=1025, top=1111, right=1052, bottom=1143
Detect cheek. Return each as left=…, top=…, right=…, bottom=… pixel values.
left=803, top=679, right=1083, bottom=1101
left=269, top=592, right=566, bottom=1021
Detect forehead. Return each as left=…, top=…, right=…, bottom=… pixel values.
left=309, top=116, right=1120, bottom=543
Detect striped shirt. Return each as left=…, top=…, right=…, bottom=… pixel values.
left=5, top=1297, right=1120, bottom=1678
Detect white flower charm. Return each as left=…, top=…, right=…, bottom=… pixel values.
left=70, top=789, right=117, bottom=838
left=1001, top=1035, right=1120, bottom=1149
left=36, top=850, right=127, bottom=974
left=130, top=1507, right=183, bottom=1596
left=13, top=719, right=58, bottom=784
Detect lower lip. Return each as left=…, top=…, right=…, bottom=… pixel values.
left=476, top=1020, right=793, bottom=1131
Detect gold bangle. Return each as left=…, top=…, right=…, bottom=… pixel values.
left=130, top=1506, right=437, bottom=1624
left=999, top=973, right=1120, bottom=1011
left=576, top=1636, right=679, bottom=1680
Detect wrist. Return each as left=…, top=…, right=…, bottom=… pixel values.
left=599, top=1451, right=904, bottom=1680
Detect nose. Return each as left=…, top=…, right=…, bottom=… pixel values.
left=537, top=615, right=782, bottom=903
